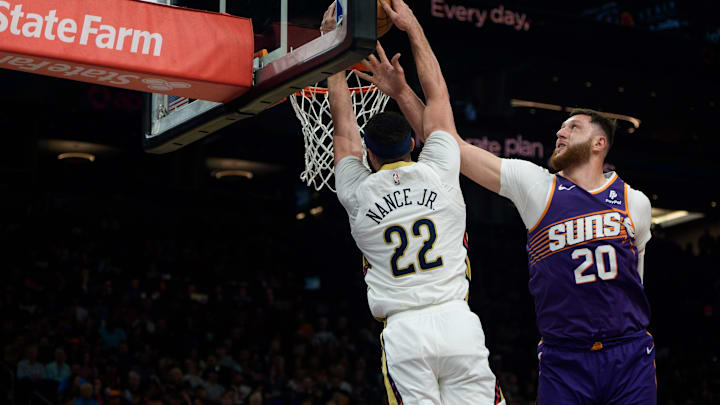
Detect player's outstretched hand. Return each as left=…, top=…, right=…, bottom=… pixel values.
left=356, top=42, right=408, bottom=99
left=380, top=0, right=419, bottom=33
left=321, top=1, right=337, bottom=34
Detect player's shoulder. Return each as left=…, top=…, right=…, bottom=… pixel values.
left=417, top=131, right=461, bottom=182
left=426, top=130, right=455, bottom=141
left=337, top=155, right=363, bottom=169
left=502, top=158, right=552, bottom=179
left=623, top=179, right=651, bottom=204
left=502, top=157, right=546, bottom=171
left=622, top=178, right=652, bottom=214
left=336, top=156, right=371, bottom=203
left=423, top=130, right=459, bottom=150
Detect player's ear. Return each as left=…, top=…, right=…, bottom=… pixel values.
left=593, top=134, right=606, bottom=152
left=409, top=137, right=415, bottom=152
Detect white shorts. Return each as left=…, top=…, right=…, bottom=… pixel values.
left=380, top=300, right=505, bottom=405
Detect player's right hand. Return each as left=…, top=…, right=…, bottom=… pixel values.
left=321, top=2, right=337, bottom=34
left=381, top=0, right=419, bottom=33
left=357, top=41, right=408, bottom=99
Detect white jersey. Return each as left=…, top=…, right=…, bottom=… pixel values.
left=336, top=131, right=470, bottom=319
left=499, top=159, right=652, bottom=279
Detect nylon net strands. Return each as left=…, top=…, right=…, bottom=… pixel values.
left=289, top=69, right=390, bottom=192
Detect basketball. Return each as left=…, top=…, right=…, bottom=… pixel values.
left=377, top=0, right=393, bottom=37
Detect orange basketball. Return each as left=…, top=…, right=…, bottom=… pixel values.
left=377, top=0, right=393, bottom=37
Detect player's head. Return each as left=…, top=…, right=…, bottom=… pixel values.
left=550, top=108, right=617, bottom=171
left=363, top=111, right=415, bottom=171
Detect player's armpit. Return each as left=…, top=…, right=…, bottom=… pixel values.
left=459, top=142, right=502, bottom=194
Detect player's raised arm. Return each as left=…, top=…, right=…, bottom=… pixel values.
left=381, top=0, right=454, bottom=140
left=381, top=0, right=502, bottom=193
left=323, top=2, right=363, bottom=166
left=357, top=42, right=425, bottom=141
left=328, top=72, right=363, bottom=166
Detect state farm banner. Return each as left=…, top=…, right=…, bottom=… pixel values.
left=0, top=0, right=253, bottom=102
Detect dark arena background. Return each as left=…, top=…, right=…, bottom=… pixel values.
left=1, top=0, right=719, bottom=404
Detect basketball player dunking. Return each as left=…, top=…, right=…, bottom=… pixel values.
left=322, top=1, right=505, bottom=404
left=361, top=1, right=657, bottom=402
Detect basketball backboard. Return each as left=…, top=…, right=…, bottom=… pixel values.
left=142, top=0, right=376, bottom=153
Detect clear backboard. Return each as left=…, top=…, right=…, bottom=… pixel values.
left=142, top=0, right=376, bottom=153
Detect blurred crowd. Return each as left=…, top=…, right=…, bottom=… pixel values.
left=1, top=191, right=718, bottom=405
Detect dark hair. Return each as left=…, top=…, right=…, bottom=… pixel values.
left=363, top=111, right=412, bottom=163
left=569, top=108, right=617, bottom=148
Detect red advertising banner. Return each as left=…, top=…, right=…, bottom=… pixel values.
left=0, top=0, right=253, bottom=102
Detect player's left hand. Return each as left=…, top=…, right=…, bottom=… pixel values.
left=356, top=41, right=408, bottom=99
left=321, top=2, right=337, bottom=34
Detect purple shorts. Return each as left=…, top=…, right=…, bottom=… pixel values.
left=537, top=331, right=657, bottom=404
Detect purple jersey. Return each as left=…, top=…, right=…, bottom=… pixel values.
left=527, top=174, right=650, bottom=340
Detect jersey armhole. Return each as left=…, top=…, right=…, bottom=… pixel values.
left=528, top=176, right=556, bottom=233
left=624, top=183, right=637, bottom=234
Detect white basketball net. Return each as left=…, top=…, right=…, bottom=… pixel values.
left=289, top=70, right=390, bottom=192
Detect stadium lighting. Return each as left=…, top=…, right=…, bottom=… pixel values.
left=510, top=99, right=642, bottom=128
left=57, top=152, right=95, bottom=162
left=212, top=170, right=253, bottom=179
left=510, top=99, right=563, bottom=111
left=651, top=208, right=704, bottom=228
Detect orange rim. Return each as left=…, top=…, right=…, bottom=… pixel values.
left=348, top=61, right=369, bottom=72
left=294, top=84, right=379, bottom=97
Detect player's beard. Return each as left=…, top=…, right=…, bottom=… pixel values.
left=550, top=138, right=592, bottom=171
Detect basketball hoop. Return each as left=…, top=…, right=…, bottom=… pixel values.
left=289, top=69, right=390, bottom=192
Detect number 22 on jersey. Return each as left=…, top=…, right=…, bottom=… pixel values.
left=383, top=219, right=444, bottom=277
